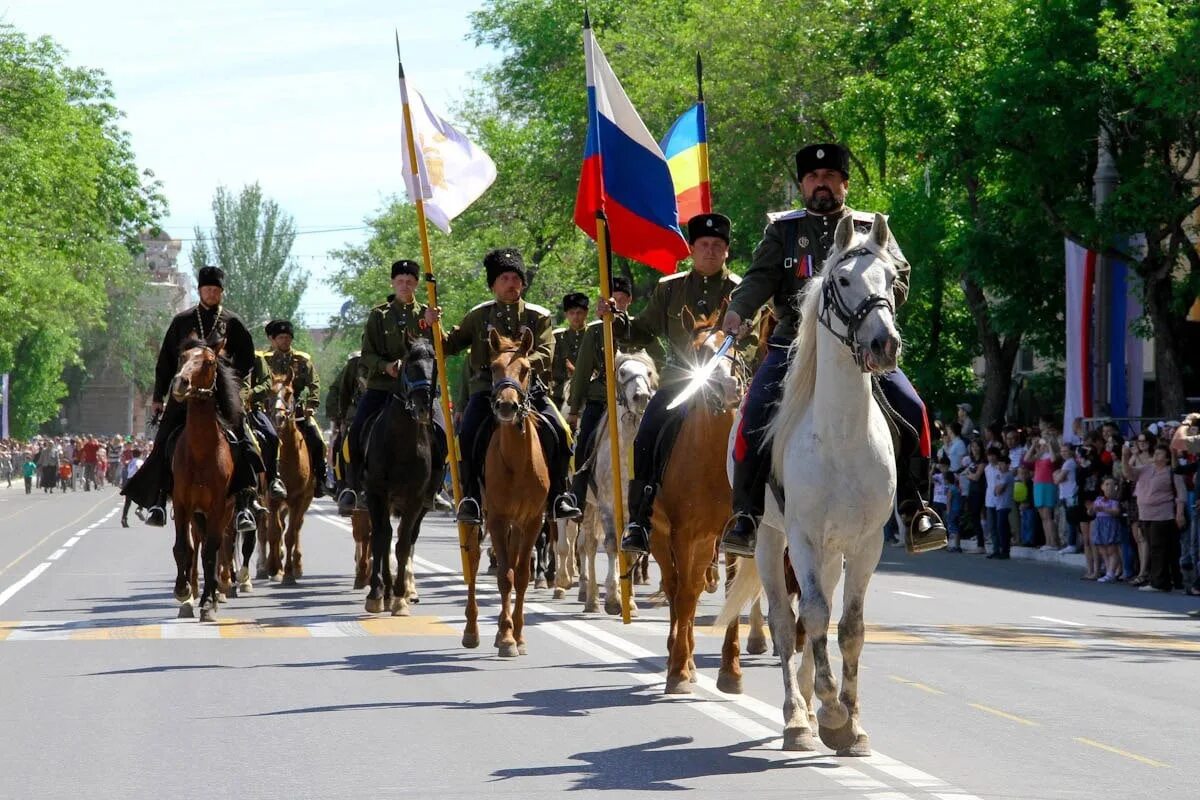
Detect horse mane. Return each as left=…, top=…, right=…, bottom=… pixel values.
left=766, top=274, right=824, bottom=478
left=177, top=336, right=244, bottom=426
left=406, top=337, right=436, bottom=364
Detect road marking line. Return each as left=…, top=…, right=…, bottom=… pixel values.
left=891, top=591, right=932, bottom=599
left=889, top=675, right=944, bottom=695
left=46, top=549, right=67, bottom=562
left=62, top=536, right=81, bottom=548
left=0, top=563, right=51, bottom=608
left=1032, top=616, right=1083, bottom=627
left=967, top=703, right=1038, bottom=726
left=1074, top=737, right=1168, bottom=768
left=0, top=493, right=118, bottom=577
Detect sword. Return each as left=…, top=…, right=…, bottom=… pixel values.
left=667, top=334, right=735, bottom=411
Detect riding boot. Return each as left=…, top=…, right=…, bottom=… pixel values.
left=721, top=456, right=765, bottom=557
left=897, top=455, right=948, bottom=554
left=619, top=479, right=656, bottom=555
left=302, top=420, right=328, bottom=498
left=234, top=491, right=258, bottom=534
left=570, top=463, right=592, bottom=516
left=145, top=491, right=168, bottom=527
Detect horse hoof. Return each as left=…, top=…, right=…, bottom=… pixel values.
left=281, top=574, right=297, bottom=587
left=517, top=642, right=528, bottom=656
left=237, top=581, right=253, bottom=595
left=199, top=607, right=216, bottom=623
left=216, top=592, right=227, bottom=604
left=255, top=568, right=269, bottom=581
left=747, top=636, right=769, bottom=656
left=576, top=587, right=587, bottom=603
left=535, top=577, right=548, bottom=590
left=364, top=595, right=384, bottom=614
left=270, top=572, right=283, bottom=583
left=173, top=588, right=190, bottom=603
left=715, top=672, right=743, bottom=695
left=664, top=678, right=693, bottom=695
left=236, top=567, right=249, bottom=584
left=583, top=601, right=599, bottom=614
left=604, top=599, right=621, bottom=616
left=552, top=588, right=566, bottom=600
left=782, top=728, right=818, bottom=752
left=227, top=585, right=239, bottom=599
left=353, top=577, right=367, bottom=590
left=628, top=604, right=639, bottom=619
left=837, top=733, right=872, bottom=758
left=391, top=600, right=410, bottom=617
left=497, top=641, right=519, bottom=658
left=819, top=721, right=857, bottom=752
left=462, top=630, right=480, bottom=649
left=177, top=603, right=194, bottom=619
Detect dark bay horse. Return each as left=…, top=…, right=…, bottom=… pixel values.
left=171, top=340, right=238, bottom=622
left=266, top=374, right=314, bottom=586
left=363, top=339, right=444, bottom=616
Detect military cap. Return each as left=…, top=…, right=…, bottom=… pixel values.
left=197, top=265, right=225, bottom=289
left=484, top=248, right=527, bottom=287
left=265, top=319, right=294, bottom=338
left=391, top=259, right=420, bottom=280
left=562, top=292, right=589, bottom=312
left=687, top=213, right=731, bottom=244
left=795, top=143, right=851, bottom=179
left=611, top=275, right=633, bottom=297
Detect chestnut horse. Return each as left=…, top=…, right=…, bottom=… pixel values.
left=462, top=329, right=550, bottom=657
left=170, top=340, right=237, bottom=622
left=262, top=374, right=314, bottom=586
left=649, top=307, right=764, bottom=694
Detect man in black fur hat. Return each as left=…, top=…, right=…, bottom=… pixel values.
left=122, top=265, right=265, bottom=533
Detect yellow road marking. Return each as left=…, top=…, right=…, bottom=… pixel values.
left=1075, top=737, right=1168, bottom=768
left=0, top=621, right=18, bottom=641
left=968, top=703, right=1038, bottom=726
left=0, top=489, right=118, bottom=577
left=216, top=619, right=310, bottom=639
left=73, top=624, right=161, bottom=641
left=359, top=615, right=457, bottom=636
left=889, top=675, right=944, bottom=695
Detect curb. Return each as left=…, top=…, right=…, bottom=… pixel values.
left=958, top=543, right=1088, bottom=569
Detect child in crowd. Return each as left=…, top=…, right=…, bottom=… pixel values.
left=944, top=459, right=963, bottom=553
left=57, top=460, right=73, bottom=492
left=983, top=445, right=1003, bottom=550
left=932, top=456, right=950, bottom=520
left=1090, top=476, right=1125, bottom=582
left=1015, top=465, right=1038, bottom=546
left=988, top=454, right=1015, bottom=559
left=22, top=456, right=36, bottom=495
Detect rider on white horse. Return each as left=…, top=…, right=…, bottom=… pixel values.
left=720, top=143, right=947, bottom=557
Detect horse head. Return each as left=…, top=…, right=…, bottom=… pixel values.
left=270, top=371, right=296, bottom=429
left=615, top=351, right=658, bottom=420
left=818, top=213, right=901, bottom=373
left=684, top=306, right=743, bottom=412
left=172, top=339, right=223, bottom=403
left=399, top=336, right=437, bottom=423
left=488, top=327, right=534, bottom=427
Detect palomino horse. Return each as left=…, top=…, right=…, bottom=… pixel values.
left=170, top=340, right=237, bottom=622
left=261, top=374, right=314, bottom=586
left=362, top=339, right=442, bottom=616
left=462, top=329, right=550, bottom=657
left=578, top=350, right=658, bottom=615
left=650, top=308, right=765, bottom=694
left=718, top=213, right=900, bottom=756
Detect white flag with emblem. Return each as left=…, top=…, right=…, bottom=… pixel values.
left=398, top=77, right=497, bottom=232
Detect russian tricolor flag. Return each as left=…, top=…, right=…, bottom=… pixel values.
left=574, top=20, right=691, bottom=274
left=660, top=102, right=712, bottom=225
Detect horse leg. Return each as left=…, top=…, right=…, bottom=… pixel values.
left=746, top=595, right=768, bottom=655
left=281, top=501, right=302, bottom=586
left=533, top=522, right=548, bottom=590
left=255, top=517, right=269, bottom=580
left=172, top=506, right=194, bottom=616
left=833, top=539, right=882, bottom=757
left=197, top=513, right=220, bottom=622
left=364, top=494, right=390, bottom=614
left=391, top=510, right=416, bottom=617
left=237, top=524, right=255, bottom=593
left=268, top=505, right=284, bottom=582
left=717, top=553, right=743, bottom=694
left=352, top=510, right=371, bottom=590
left=794, top=538, right=854, bottom=752
left=290, top=498, right=308, bottom=579
left=760, top=527, right=814, bottom=750
left=462, top=524, right=482, bottom=649
left=601, top=506, right=621, bottom=616
left=582, top=507, right=600, bottom=612
left=512, top=525, right=536, bottom=656
left=553, top=519, right=573, bottom=599
left=493, top=524, right=519, bottom=658
left=664, top=537, right=697, bottom=694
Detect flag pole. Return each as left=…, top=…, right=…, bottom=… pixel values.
left=396, top=35, right=474, bottom=587
left=595, top=211, right=633, bottom=624
left=695, top=53, right=712, bottom=213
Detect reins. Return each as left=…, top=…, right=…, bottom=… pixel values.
left=817, top=246, right=895, bottom=371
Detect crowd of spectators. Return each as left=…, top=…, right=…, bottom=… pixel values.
left=933, top=406, right=1200, bottom=597
left=0, top=435, right=152, bottom=496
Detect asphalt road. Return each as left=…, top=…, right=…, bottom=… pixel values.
left=0, top=478, right=1197, bottom=799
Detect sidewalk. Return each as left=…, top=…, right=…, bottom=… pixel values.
left=959, top=541, right=1088, bottom=570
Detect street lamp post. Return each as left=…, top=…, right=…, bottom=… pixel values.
left=1092, top=120, right=1119, bottom=414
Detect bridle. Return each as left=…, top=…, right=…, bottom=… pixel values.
left=490, top=350, right=532, bottom=424
left=174, top=347, right=218, bottom=401
left=394, top=362, right=436, bottom=419
left=615, top=361, right=653, bottom=420
left=817, top=246, right=895, bottom=371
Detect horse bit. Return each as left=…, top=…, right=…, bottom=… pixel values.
left=817, top=246, right=895, bottom=370
left=176, top=347, right=218, bottom=400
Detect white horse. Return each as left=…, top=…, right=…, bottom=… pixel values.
left=718, top=213, right=901, bottom=756
left=577, top=351, right=658, bottom=615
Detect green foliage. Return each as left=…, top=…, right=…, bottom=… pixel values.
left=190, top=183, right=308, bottom=348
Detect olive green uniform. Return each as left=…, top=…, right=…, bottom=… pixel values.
left=550, top=325, right=587, bottom=408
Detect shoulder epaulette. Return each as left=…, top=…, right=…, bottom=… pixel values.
left=255, top=349, right=270, bottom=358
left=767, top=208, right=807, bottom=223
left=659, top=271, right=689, bottom=284
left=552, top=326, right=567, bottom=336
left=726, top=272, right=743, bottom=285
left=291, top=349, right=312, bottom=360
left=524, top=301, right=551, bottom=316
left=586, top=319, right=604, bottom=329
left=469, top=300, right=496, bottom=313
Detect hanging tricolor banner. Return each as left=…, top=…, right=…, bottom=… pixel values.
left=574, top=18, right=690, bottom=274
left=660, top=101, right=711, bottom=225
left=1063, top=240, right=1095, bottom=434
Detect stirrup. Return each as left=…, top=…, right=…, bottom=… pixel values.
left=720, top=513, right=759, bottom=557
left=900, top=503, right=948, bottom=554
left=337, top=489, right=357, bottom=517
left=145, top=506, right=167, bottom=527
left=269, top=478, right=287, bottom=500
left=235, top=509, right=257, bottom=534
left=456, top=497, right=482, bottom=525
left=552, top=492, right=582, bottom=520
left=620, top=522, right=651, bottom=555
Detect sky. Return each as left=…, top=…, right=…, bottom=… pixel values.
left=1, top=0, right=499, bottom=324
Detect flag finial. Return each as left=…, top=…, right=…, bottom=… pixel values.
left=395, top=29, right=405, bottom=78
left=695, top=54, right=704, bottom=102
left=583, top=8, right=591, bottom=29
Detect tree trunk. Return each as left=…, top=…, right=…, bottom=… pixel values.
left=1141, top=269, right=1188, bottom=417
left=961, top=274, right=1021, bottom=427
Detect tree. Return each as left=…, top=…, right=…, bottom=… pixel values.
left=190, top=183, right=307, bottom=347
left=0, top=25, right=164, bottom=437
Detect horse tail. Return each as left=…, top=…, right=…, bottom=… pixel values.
left=766, top=276, right=824, bottom=479
left=713, top=555, right=762, bottom=631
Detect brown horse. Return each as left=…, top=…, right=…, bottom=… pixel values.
left=170, top=340, right=237, bottom=622
left=262, top=374, right=314, bottom=586
left=649, top=307, right=763, bottom=693
left=462, top=329, right=550, bottom=657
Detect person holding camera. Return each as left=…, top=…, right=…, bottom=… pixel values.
left=1124, top=440, right=1188, bottom=592
left=1170, top=414, right=1200, bottom=596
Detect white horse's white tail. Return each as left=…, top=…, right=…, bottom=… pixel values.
left=713, top=557, right=763, bottom=630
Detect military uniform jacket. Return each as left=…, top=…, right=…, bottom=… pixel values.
left=361, top=297, right=431, bottom=392
left=442, top=299, right=554, bottom=397
left=612, top=268, right=754, bottom=384
left=250, top=347, right=320, bottom=413
left=566, top=320, right=658, bottom=414
left=336, top=355, right=367, bottom=423
left=153, top=304, right=255, bottom=403
left=550, top=326, right=587, bottom=405
left=729, top=206, right=910, bottom=344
